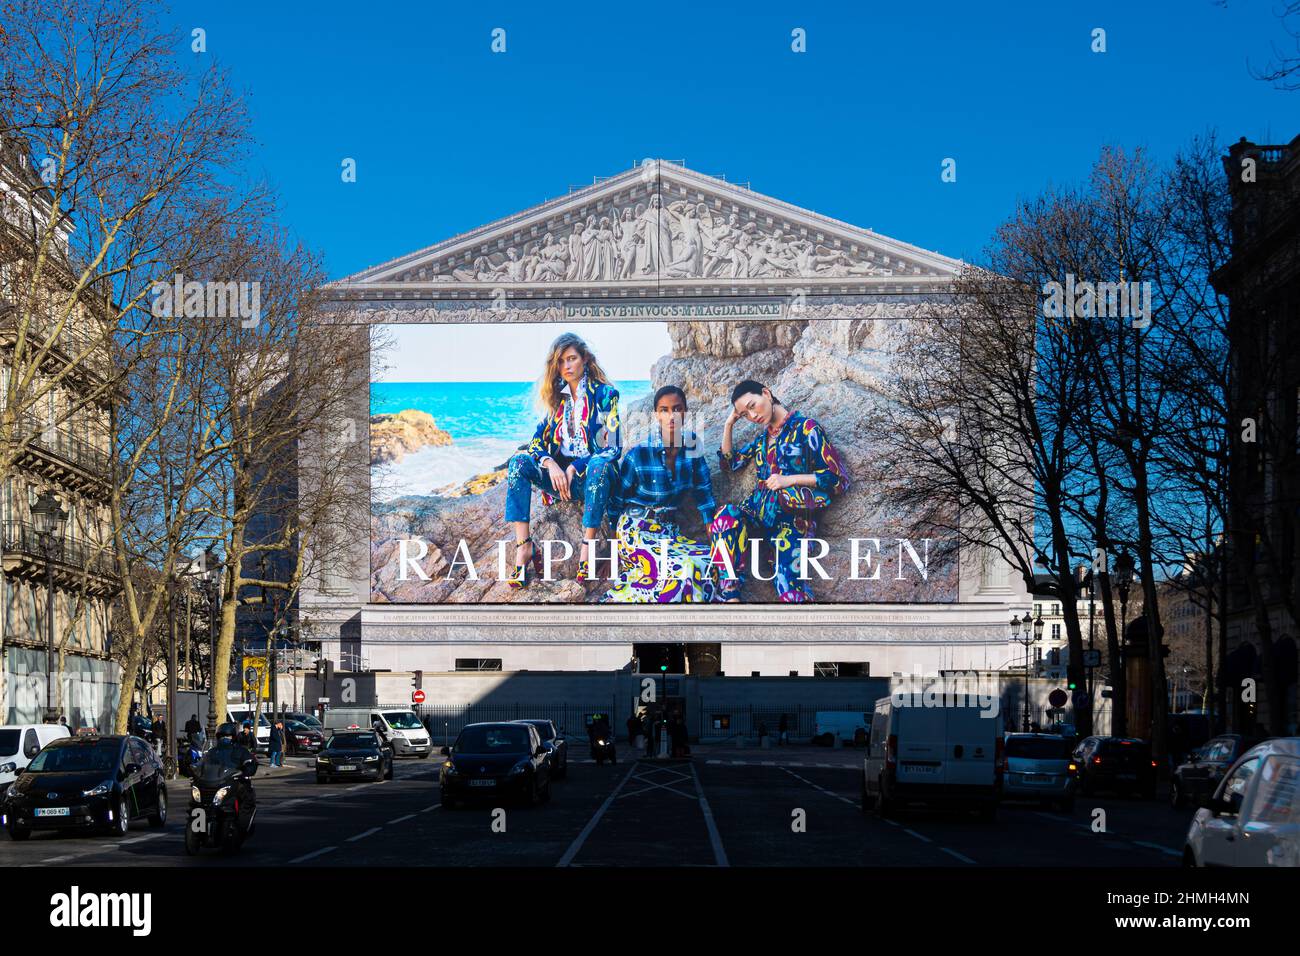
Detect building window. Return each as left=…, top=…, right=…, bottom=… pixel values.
left=1034, top=646, right=1043, bottom=662
left=1051, top=623, right=1061, bottom=640
left=454, top=658, right=502, bottom=672
left=1052, top=603, right=1061, bottom=616
left=1033, top=603, right=1042, bottom=617
left=813, top=661, right=869, bottom=677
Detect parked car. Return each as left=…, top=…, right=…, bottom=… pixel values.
left=283, top=719, right=324, bottom=756
left=861, top=696, right=1001, bottom=820
left=282, top=712, right=325, bottom=733
left=0, top=723, right=71, bottom=786
left=815, top=711, right=870, bottom=746
left=1001, top=733, right=1077, bottom=811
left=1183, top=737, right=1300, bottom=867
left=1, top=734, right=167, bottom=840
left=368, top=710, right=432, bottom=758
left=514, top=719, right=568, bottom=778
left=440, top=722, right=551, bottom=809
left=1072, top=736, right=1157, bottom=798
left=1172, top=734, right=1264, bottom=809
left=316, top=729, right=393, bottom=783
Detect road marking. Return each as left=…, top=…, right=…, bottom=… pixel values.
left=1132, top=840, right=1181, bottom=857
left=557, top=761, right=640, bottom=867
left=902, top=828, right=933, bottom=843
left=39, top=855, right=72, bottom=864
left=941, top=847, right=977, bottom=864
left=419, top=804, right=440, bottom=813
left=346, top=827, right=381, bottom=842
left=690, top=761, right=730, bottom=868
left=346, top=784, right=367, bottom=791
left=289, top=846, right=337, bottom=864
left=388, top=814, right=416, bottom=824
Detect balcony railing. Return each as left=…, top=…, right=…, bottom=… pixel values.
left=0, top=298, right=114, bottom=377
left=0, top=521, right=118, bottom=581
left=11, top=413, right=111, bottom=479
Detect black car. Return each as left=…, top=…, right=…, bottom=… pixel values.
left=1072, top=736, right=1157, bottom=798
left=1171, top=734, right=1263, bottom=809
left=316, top=730, right=393, bottom=783
left=2, top=734, right=167, bottom=839
left=440, top=722, right=551, bottom=809
left=514, top=719, right=568, bottom=779
left=284, top=719, right=324, bottom=756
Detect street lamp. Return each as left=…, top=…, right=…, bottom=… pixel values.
left=1010, top=611, right=1040, bottom=732
left=1114, top=550, right=1135, bottom=644
left=31, top=490, right=67, bottom=724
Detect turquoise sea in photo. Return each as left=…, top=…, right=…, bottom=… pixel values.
left=371, top=380, right=651, bottom=500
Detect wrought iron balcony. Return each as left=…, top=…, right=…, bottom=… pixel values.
left=8, top=413, right=111, bottom=494
left=0, top=520, right=120, bottom=593
left=0, top=298, right=114, bottom=380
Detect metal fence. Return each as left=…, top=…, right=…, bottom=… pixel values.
left=413, top=702, right=616, bottom=748
left=696, top=702, right=873, bottom=742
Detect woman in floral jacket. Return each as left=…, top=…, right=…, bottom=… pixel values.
left=709, top=379, right=850, bottom=602
left=504, top=332, right=621, bottom=587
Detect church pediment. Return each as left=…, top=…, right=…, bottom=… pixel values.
left=334, top=160, right=962, bottom=291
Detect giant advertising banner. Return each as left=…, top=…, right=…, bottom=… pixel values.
left=369, top=313, right=959, bottom=605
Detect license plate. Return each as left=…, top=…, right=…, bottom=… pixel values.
left=35, top=807, right=70, bottom=817
left=469, top=779, right=496, bottom=787
left=902, top=764, right=937, bottom=774
left=338, top=764, right=356, bottom=771
left=1117, top=773, right=1137, bottom=781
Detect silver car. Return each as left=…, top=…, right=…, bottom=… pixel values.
left=1001, top=734, right=1077, bottom=810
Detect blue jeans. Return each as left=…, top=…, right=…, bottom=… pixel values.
left=504, top=453, right=615, bottom=530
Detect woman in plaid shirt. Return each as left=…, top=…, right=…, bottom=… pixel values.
left=602, top=385, right=722, bottom=603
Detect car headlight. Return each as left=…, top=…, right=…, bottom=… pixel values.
left=4, top=783, right=16, bottom=798
left=191, top=785, right=202, bottom=802
left=443, top=761, right=457, bottom=774
left=317, top=756, right=330, bottom=764
left=509, top=761, right=529, bottom=775
left=82, top=781, right=112, bottom=797
left=213, top=786, right=231, bottom=804
left=364, top=755, right=378, bottom=762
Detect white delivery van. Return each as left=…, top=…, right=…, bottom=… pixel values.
left=814, top=711, right=871, bottom=746
left=0, top=724, right=72, bottom=785
left=369, top=709, right=431, bottom=758
left=861, top=695, right=1002, bottom=820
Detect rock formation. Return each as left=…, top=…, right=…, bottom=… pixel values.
left=369, top=410, right=453, bottom=466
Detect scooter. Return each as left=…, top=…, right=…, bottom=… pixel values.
left=590, top=734, right=617, bottom=766
left=184, top=750, right=258, bottom=855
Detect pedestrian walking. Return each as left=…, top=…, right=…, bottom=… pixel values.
left=643, top=712, right=654, bottom=756
left=626, top=713, right=640, bottom=749
left=778, top=713, right=789, bottom=746
left=185, top=713, right=202, bottom=743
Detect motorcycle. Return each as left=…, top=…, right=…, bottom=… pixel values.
left=184, top=747, right=258, bottom=855
left=590, top=733, right=617, bottom=766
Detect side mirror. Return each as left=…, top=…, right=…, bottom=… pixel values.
left=1210, top=791, right=1242, bottom=817
left=440, top=746, right=450, bottom=756
left=123, top=762, right=141, bottom=776
left=535, top=745, right=548, bottom=757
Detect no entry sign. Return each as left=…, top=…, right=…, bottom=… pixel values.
left=412, top=689, right=426, bottom=704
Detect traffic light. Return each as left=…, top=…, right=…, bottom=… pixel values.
left=1067, top=680, right=1077, bottom=691
left=660, top=664, right=668, bottom=672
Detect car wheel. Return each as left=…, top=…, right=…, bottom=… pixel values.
left=876, top=781, right=894, bottom=818
left=7, top=821, right=31, bottom=841
left=110, top=795, right=130, bottom=837
left=148, top=785, right=167, bottom=828
left=1182, top=847, right=1198, bottom=868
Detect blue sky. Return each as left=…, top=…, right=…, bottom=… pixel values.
left=166, top=0, right=1294, bottom=278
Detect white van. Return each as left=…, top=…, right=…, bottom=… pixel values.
left=861, top=695, right=1002, bottom=820
left=226, top=708, right=271, bottom=753
left=368, top=709, right=431, bottom=758
left=0, top=724, right=72, bottom=785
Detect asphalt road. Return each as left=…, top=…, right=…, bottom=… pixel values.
left=0, top=747, right=1194, bottom=867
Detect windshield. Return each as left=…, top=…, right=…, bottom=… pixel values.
left=328, top=733, right=377, bottom=750
left=523, top=721, right=555, bottom=741
left=292, top=715, right=323, bottom=728
left=1006, top=738, right=1073, bottom=759
left=28, top=742, right=119, bottom=773
left=286, top=721, right=314, bottom=733
left=383, top=712, right=423, bottom=730
left=195, top=745, right=246, bottom=782
left=0, top=729, right=19, bottom=756
left=456, top=726, right=530, bottom=754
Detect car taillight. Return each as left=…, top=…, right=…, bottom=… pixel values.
left=885, top=734, right=897, bottom=768
left=1150, top=760, right=1157, bottom=767
left=1092, top=756, right=1102, bottom=765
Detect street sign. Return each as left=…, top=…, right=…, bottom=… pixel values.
left=412, top=689, right=426, bottom=704
left=1083, top=649, right=1102, bottom=668
left=318, top=697, right=330, bottom=703
left=1048, top=689, right=1068, bottom=708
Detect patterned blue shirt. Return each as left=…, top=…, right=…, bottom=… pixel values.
left=608, top=429, right=717, bottom=528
